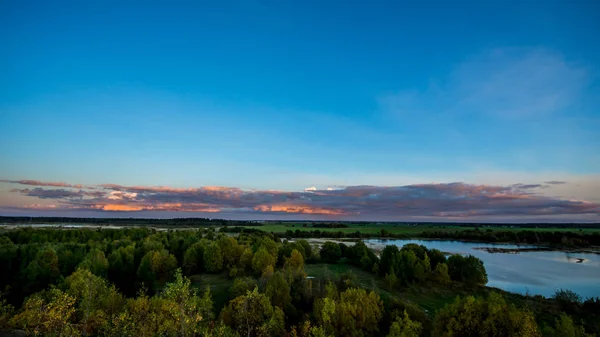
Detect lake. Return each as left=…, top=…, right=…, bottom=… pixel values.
left=364, top=239, right=600, bottom=299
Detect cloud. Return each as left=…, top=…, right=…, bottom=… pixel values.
left=545, top=181, right=567, bottom=185
left=452, top=48, right=587, bottom=118
left=379, top=47, right=588, bottom=119
left=304, top=186, right=317, bottom=192
left=3, top=180, right=599, bottom=220
left=1, top=180, right=84, bottom=188
left=10, top=188, right=88, bottom=199
left=512, top=183, right=544, bottom=189
left=107, top=191, right=138, bottom=200
left=253, top=204, right=347, bottom=215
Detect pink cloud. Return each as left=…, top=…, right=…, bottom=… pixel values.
left=2, top=180, right=599, bottom=220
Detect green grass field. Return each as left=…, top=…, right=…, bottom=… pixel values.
left=240, top=223, right=600, bottom=235
left=190, top=273, right=235, bottom=312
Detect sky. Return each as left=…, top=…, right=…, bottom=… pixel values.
left=1, top=0, right=599, bottom=222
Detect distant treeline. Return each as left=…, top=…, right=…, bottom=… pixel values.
left=220, top=227, right=600, bottom=247
left=420, top=228, right=600, bottom=247
left=0, top=216, right=260, bottom=227
left=310, top=223, right=349, bottom=228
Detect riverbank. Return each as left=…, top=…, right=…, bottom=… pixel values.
left=473, top=246, right=600, bottom=255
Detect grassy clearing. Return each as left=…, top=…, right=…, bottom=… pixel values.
left=241, top=223, right=600, bottom=235
left=190, top=272, right=234, bottom=312
left=243, top=223, right=462, bottom=235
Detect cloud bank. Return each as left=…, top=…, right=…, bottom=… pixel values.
left=1, top=179, right=598, bottom=221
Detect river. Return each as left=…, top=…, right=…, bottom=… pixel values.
left=364, top=239, right=600, bottom=299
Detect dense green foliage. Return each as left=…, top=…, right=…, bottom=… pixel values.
left=0, top=227, right=596, bottom=336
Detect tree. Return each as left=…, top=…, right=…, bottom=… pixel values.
left=221, top=287, right=284, bottom=337
left=314, top=297, right=337, bottom=336
left=161, top=269, right=211, bottom=336
left=265, top=271, right=291, bottom=309
left=204, top=242, right=224, bottom=273
left=447, top=255, right=487, bottom=286
left=297, top=240, right=313, bottom=260
left=284, top=249, right=305, bottom=276
left=387, top=310, right=422, bottom=337
left=24, top=246, right=61, bottom=293
left=252, top=237, right=278, bottom=258
left=431, top=263, right=451, bottom=284
left=553, top=289, right=582, bottom=311
left=230, top=277, right=258, bottom=299
left=137, top=249, right=178, bottom=294
left=217, top=236, right=243, bottom=270
left=0, top=291, right=14, bottom=330
left=78, top=248, right=109, bottom=278
left=56, top=244, right=86, bottom=276
left=336, top=288, right=383, bottom=337
left=380, top=245, right=400, bottom=276
left=183, top=240, right=208, bottom=275
left=10, top=288, right=78, bottom=336
left=252, top=247, right=276, bottom=275
left=65, top=268, right=124, bottom=335
left=432, top=292, right=540, bottom=337
left=385, top=267, right=399, bottom=289
left=108, top=244, right=136, bottom=295
left=548, top=313, right=588, bottom=337
left=315, top=286, right=383, bottom=337
left=239, top=248, right=254, bottom=274
left=320, top=242, right=341, bottom=263
left=427, top=249, right=446, bottom=270
left=553, top=289, right=582, bottom=303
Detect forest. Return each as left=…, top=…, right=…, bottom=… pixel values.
left=0, top=227, right=598, bottom=336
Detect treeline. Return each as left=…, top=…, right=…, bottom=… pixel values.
left=0, top=227, right=597, bottom=336
left=310, top=223, right=349, bottom=229
left=220, top=226, right=406, bottom=239
left=420, top=228, right=600, bottom=247
left=221, top=226, right=600, bottom=247
left=0, top=216, right=259, bottom=227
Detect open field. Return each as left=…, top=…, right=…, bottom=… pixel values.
left=190, top=272, right=235, bottom=312
left=241, top=223, right=600, bottom=235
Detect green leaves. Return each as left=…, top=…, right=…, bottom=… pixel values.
left=137, top=249, right=178, bottom=294
left=433, top=293, right=540, bottom=337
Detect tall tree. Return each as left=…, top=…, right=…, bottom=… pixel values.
left=79, top=248, right=109, bottom=278
left=265, top=271, right=291, bottom=309
left=137, top=249, right=178, bottom=294
left=221, top=287, right=284, bottom=337
left=252, top=247, right=276, bottom=275
left=204, top=242, right=224, bottom=273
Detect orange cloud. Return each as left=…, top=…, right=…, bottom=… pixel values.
left=254, top=204, right=347, bottom=215
left=92, top=202, right=222, bottom=212
left=96, top=204, right=145, bottom=211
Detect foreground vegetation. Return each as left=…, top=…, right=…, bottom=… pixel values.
left=0, top=227, right=598, bottom=336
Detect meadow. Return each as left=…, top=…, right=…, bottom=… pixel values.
left=242, top=222, right=600, bottom=235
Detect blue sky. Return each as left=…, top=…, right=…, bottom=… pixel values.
left=1, top=0, right=599, bottom=220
